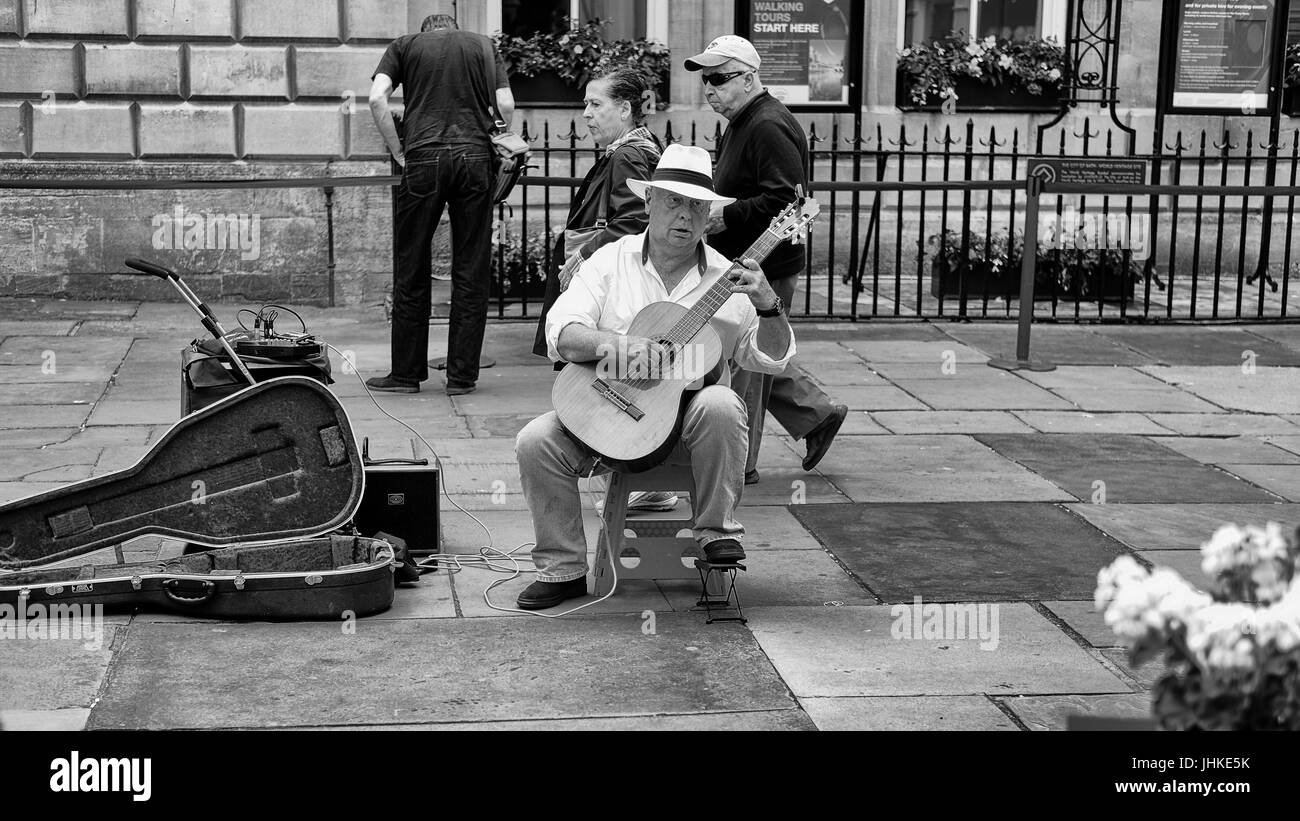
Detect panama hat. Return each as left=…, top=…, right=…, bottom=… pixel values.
left=684, top=35, right=761, bottom=71
left=627, top=144, right=736, bottom=204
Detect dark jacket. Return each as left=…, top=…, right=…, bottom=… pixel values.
left=532, top=134, right=662, bottom=358
left=709, top=91, right=809, bottom=280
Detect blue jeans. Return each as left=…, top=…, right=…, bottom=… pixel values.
left=515, top=386, right=749, bottom=582
left=391, top=145, right=494, bottom=387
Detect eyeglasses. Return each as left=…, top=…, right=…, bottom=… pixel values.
left=660, top=193, right=710, bottom=214
left=700, top=70, right=750, bottom=87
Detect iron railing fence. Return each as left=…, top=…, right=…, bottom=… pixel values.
left=504, top=116, right=1300, bottom=322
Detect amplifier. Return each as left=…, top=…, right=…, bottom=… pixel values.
left=353, top=463, right=442, bottom=557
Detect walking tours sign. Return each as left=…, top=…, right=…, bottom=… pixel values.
left=735, top=0, right=862, bottom=111
left=1160, top=0, right=1290, bottom=114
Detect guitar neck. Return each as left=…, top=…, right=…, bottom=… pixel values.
left=665, top=230, right=785, bottom=346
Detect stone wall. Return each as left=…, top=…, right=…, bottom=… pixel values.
left=0, top=0, right=452, bottom=306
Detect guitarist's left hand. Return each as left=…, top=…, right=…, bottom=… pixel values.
left=728, top=258, right=780, bottom=313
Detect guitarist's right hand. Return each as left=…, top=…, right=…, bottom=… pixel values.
left=615, top=336, right=674, bottom=380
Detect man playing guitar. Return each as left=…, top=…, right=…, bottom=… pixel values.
left=513, top=144, right=796, bottom=610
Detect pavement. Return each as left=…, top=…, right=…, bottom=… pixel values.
left=2, top=295, right=1299, bottom=731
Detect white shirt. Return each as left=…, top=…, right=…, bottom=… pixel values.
left=545, top=233, right=795, bottom=385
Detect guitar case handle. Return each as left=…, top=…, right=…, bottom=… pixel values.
left=162, top=578, right=217, bottom=605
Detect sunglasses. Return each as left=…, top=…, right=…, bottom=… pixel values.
left=701, top=70, right=750, bottom=87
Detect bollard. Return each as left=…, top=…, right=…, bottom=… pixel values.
left=987, top=171, right=1056, bottom=373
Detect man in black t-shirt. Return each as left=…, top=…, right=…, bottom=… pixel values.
left=367, top=13, right=514, bottom=396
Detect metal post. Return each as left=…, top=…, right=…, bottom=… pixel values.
left=988, top=174, right=1055, bottom=372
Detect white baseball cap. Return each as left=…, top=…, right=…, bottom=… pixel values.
left=627, top=144, right=736, bottom=204
left=684, top=35, right=761, bottom=71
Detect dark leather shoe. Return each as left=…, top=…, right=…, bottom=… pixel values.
left=744, top=469, right=760, bottom=485
left=516, top=578, right=587, bottom=610
left=445, top=382, right=476, bottom=396
left=703, top=538, right=746, bottom=564
left=365, top=374, right=418, bottom=394
left=802, top=404, right=848, bottom=471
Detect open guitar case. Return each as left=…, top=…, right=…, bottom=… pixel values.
left=0, top=376, right=397, bottom=620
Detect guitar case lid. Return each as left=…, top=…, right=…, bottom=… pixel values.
left=0, top=376, right=365, bottom=571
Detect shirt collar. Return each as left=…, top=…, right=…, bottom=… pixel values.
left=640, top=233, right=709, bottom=281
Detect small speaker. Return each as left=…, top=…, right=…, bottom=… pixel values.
left=353, top=463, right=442, bottom=557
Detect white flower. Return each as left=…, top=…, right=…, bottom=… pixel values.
left=998, top=54, right=1014, bottom=70
left=965, top=42, right=983, bottom=57
left=1201, top=522, right=1248, bottom=577
left=1047, top=67, right=1062, bottom=81
left=940, top=86, right=957, bottom=100
left=901, top=48, right=912, bottom=57
left=1256, top=580, right=1300, bottom=651
left=968, top=58, right=982, bottom=75
left=983, top=36, right=996, bottom=48
left=1095, top=555, right=1147, bottom=611
left=1185, top=603, right=1258, bottom=671
left=573, top=45, right=584, bottom=54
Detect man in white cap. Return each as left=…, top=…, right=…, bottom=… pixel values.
left=685, top=35, right=848, bottom=485
left=512, top=144, right=795, bottom=610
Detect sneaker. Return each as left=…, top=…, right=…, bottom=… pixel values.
left=596, top=491, right=679, bottom=513
left=516, top=577, right=588, bottom=610
left=703, top=538, right=746, bottom=564
left=365, top=374, right=418, bottom=394
left=802, top=404, right=848, bottom=471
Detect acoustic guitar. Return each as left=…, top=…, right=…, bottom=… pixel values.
left=552, top=193, right=820, bottom=472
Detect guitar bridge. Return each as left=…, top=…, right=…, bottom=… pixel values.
left=592, top=379, right=645, bottom=420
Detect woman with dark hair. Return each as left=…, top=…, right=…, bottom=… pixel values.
left=531, top=66, right=662, bottom=360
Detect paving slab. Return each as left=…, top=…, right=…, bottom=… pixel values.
left=1139, top=366, right=1300, bottom=414
left=838, top=412, right=893, bottom=434
left=1013, top=458, right=1281, bottom=503
left=1248, top=324, right=1300, bottom=349
left=820, top=384, right=929, bottom=410
left=815, top=435, right=1074, bottom=503
left=872, top=410, right=1036, bottom=434
left=1141, top=550, right=1213, bottom=587
left=1142, top=413, right=1299, bottom=436
left=738, top=469, right=851, bottom=505
left=655, top=548, right=875, bottom=609
left=1012, top=411, right=1176, bottom=435
left=1049, top=387, right=1222, bottom=413
left=0, top=708, right=91, bottom=731
left=0, top=625, right=120, bottom=711
left=818, top=324, right=952, bottom=342
left=1063, top=503, right=1300, bottom=551
left=1100, top=648, right=1168, bottom=689
left=37, top=300, right=139, bottom=320
left=1001, top=692, right=1152, bottom=731
left=44, top=425, right=155, bottom=451
left=746, top=604, right=1130, bottom=697
left=0, top=482, right=70, bottom=504
left=940, top=325, right=1155, bottom=365
left=86, top=615, right=795, bottom=728
left=85, top=400, right=181, bottom=426
left=839, top=339, right=990, bottom=364
left=0, top=382, right=102, bottom=406
left=1264, top=434, right=1300, bottom=456
left=890, top=372, right=1076, bottom=411
left=371, top=573, right=457, bottom=620
left=448, top=370, right=556, bottom=416
left=0, top=450, right=99, bottom=482
left=0, top=405, right=92, bottom=429
left=1098, top=327, right=1300, bottom=366
left=453, top=573, right=673, bottom=618
left=466, top=414, right=544, bottom=439
left=1019, top=365, right=1179, bottom=392
left=1152, top=436, right=1300, bottom=465
left=800, top=360, right=892, bottom=386
left=788, top=340, right=869, bottom=363
left=800, top=695, right=1019, bottom=730
left=0, top=429, right=81, bottom=448
left=790, top=502, right=1126, bottom=601
left=0, top=320, right=78, bottom=336
left=1041, top=600, right=1123, bottom=648
left=368, top=709, right=817, bottom=730
left=0, top=336, right=132, bottom=365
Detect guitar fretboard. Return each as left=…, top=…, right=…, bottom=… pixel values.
left=661, top=230, right=784, bottom=347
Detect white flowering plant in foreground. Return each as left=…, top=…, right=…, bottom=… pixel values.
left=1095, top=522, right=1300, bottom=730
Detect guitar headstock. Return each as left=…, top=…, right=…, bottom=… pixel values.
left=768, top=185, right=821, bottom=245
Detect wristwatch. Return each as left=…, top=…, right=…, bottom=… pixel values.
left=756, top=295, right=784, bottom=318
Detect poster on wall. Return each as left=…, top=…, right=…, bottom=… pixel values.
left=743, top=0, right=855, bottom=106
left=1165, top=0, right=1280, bottom=111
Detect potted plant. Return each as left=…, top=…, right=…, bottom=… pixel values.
left=1095, top=522, right=1300, bottom=730
left=1284, top=42, right=1300, bottom=117
left=493, top=18, right=671, bottom=107
left=490, top=220, right=548, bottom=302
left=898, top=33, right=1066, bottom=112
left=927, top=225, right=1140, bottom=302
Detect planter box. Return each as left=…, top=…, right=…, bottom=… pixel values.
left=929, top=258, right=1014, bottom=299
left=510, top=70, right=584, bottom=106
left=898, top=69, right=1062, bottom=112
left=931, top=256, right=1137, bottom=302
left=1285, top=86, right=1300, bottom=117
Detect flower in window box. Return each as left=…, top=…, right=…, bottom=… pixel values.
left=898, top=31, right=1067, bottom=107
